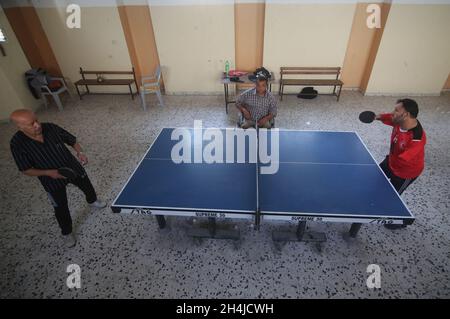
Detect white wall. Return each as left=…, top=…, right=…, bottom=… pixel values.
left=263, top=3, right=355, bottom=93
left=150, top=3, right=235, bottom=94
left=366, top=4, right=450, bottom=95
left=35, top=2, right=133, bottom=93
left=0, top=5, right=39, bottom=121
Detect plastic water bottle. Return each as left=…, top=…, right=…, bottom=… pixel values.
left=225, top=60, right=230, bottom=77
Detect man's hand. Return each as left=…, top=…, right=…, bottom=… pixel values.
left=258, top=114, right=273, bottom=127
left=73, top=143, right=88, bottom=165
left=258, top=117, right=268, bottom=127
left=240, top=107, right=252, bottom=120
left=46, top=169, right=66, bottom=179
left=77, top=152, right=88, bottom=165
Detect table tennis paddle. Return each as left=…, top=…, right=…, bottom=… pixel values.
left=58, top=167, right=77, bottom=180
left=359, top=111, right=376, bottom=123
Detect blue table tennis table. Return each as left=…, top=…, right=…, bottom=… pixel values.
left=111, top=128, right=414, bottom=248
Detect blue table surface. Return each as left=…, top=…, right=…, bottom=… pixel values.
left=114, top=160, right=257, bottom=212
left=113, top=128, right=412, bottom=218
left=147, top=128, right=257, bottom=163
left=259, top=163, right=411, bottom=217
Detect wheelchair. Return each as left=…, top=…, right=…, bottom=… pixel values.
left=236, top=112, right=275, bottom=128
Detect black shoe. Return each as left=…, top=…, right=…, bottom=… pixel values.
left=384, top=224, right=407, bottom=230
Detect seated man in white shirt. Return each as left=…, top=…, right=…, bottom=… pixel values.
left=235, top=76, right=277, bottom=129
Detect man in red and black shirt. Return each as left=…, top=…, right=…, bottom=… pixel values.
left=375, top=99, right=426, bottom=228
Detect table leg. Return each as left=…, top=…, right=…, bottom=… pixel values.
left=296, top=221, right=307, bottom=240
left=349, top=223, right=362, bottom=238
left=187, top=216, right=239, bottom=242
left=156, top=215, right=167, bottom=229
left=255, top=211, right=261, bottom=231
left=337, top=85, right=342, bottom=102
left=272, top=220, right=326, bottom=252
left=129, top=84, right=134, bottom=100
left=85, top=85, right=90, bottom=94
left=75, top=85, right=82, bottom=100
left=224, top=83, right=229, bottom=114
left=208, top=217, right=216, bottom=237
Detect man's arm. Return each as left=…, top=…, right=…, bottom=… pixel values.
left=11, top=138, right=67, bottom=179
left=258, top=113, right=274, bottom=126
left=376, top=113, right=394, bottom=126
left=236, top=94, right=252, bottom=120
left=51, top=124, right=88, bottom=165
left=23, top=168, right=65, bottom=179
left=73, top=143, right=82, bottom=154
left=72, top=142, right=88, bottom=165
left=258, top=96, right=277, bottom=126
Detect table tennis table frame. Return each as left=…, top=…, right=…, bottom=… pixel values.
left=111, top=128, right=415, bottom=244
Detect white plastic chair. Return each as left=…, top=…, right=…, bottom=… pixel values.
left=40, top=77, right=71, bottom=111
left=140, top=66, right=164, bottom=111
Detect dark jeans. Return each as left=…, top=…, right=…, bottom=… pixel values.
left=379, top=156, right=417, bottom=195
left=47, top=175, right=97, bottom=235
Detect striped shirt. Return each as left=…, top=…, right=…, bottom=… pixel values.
left=236, top=88, right=277, bottom=121
left=10, top=123, right=86, bottom=192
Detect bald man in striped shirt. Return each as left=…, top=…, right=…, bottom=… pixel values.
left=9, top=109, right=106, bottom=248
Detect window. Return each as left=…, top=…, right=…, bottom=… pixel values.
left=0, top=27, right=6, bottom=42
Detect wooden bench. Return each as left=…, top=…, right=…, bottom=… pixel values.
left=279, top=67, right=343, bottom=101
left=74, top=67, right=139, bottom=100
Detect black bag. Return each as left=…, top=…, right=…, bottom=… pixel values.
left=297, top=87, right=318, bottom=99
left=230, top=76, right=244, bottom=83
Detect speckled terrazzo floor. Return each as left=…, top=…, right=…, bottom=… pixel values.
left=0, top=91, right=449, bottom=298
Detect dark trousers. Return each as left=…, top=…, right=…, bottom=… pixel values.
left=379, top=156, right=417, bottom=195
left=47, top=175, right=97, bottom=235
